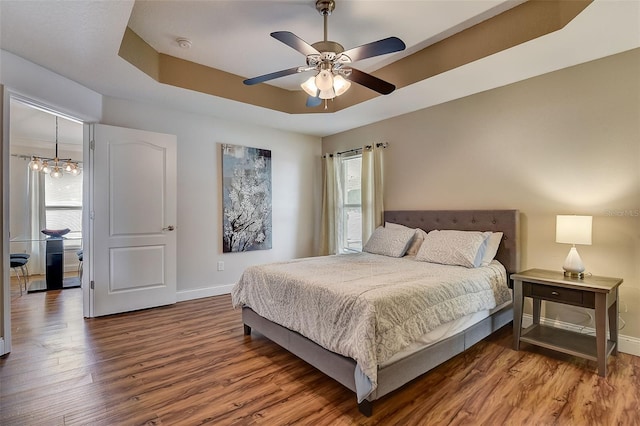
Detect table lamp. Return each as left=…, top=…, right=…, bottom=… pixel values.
left=556, top=215, right=592, bottom=278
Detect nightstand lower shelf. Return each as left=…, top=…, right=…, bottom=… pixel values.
left=520, top=324, right=616, bottom=362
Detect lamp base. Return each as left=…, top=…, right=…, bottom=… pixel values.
left=563, top=271, right=585, bottom=279
left=562, top=246, right=586, bottom=279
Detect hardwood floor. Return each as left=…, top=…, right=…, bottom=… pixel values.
left=1, top=286, right=639, bottom=425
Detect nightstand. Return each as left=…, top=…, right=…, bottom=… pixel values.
left=511, top=268, right=623, bottom=377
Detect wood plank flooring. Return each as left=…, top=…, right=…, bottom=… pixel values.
left=1, top=285, right=639, bottom=425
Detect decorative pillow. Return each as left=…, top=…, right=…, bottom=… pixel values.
left=481, top=232, right=504, bottom=266
left=407, top=228, right=428, bottom=256
left=363, top=226, right=416, bottom=258
left=415, top=230, right=491, bottom=268
left=384, top=222, right=427, bottom=256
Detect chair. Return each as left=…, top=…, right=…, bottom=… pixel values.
left=77, top=249, right=83, bottom=280
left=10, top=253, right=30, bottom=295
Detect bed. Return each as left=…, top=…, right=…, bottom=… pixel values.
left=233, top=210, right=520, bottom=416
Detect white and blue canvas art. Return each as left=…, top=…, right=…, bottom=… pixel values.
left=221, top=144, right=272, bottom=252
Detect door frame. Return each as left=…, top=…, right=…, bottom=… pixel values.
left=1, top=92, right=90, bottom=354
left=2, top=85, right=9, bottom=355
left=82, top=122, right=92, bottom=317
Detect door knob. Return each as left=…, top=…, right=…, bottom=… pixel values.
left=163, top=225, right=175, bottom=231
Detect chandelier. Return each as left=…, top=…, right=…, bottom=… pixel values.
left=27, top=116, right=81, bottom=178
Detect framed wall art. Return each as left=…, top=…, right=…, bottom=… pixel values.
left=221, top=144, right=272, bottom=252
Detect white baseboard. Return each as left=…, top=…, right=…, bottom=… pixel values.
left=0, top=337, right=5, bottom=356
left=522, top=314, right=640, bottom=357
left=177, top=284, right=234, bottom=302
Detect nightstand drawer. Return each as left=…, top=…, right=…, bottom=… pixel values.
left=529, top=283, right=583, bottom=305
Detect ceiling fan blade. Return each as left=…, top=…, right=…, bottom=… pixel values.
left=271, top=31, right=320, bottom=57
left=341, top=37, right=406, bottom=62
left=306, top=96, right=322, bottom=108
left=347, top=68, right=396, bottom=95
left=243, top=67, right=302, bottom=85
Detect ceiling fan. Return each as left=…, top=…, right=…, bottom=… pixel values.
left=243, top=0, right=406, bottom=108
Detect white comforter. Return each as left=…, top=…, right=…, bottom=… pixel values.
left=231, top=252, right=511, bottom=401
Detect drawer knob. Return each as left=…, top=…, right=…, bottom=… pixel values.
left=551, top=291, right=559, bottom=296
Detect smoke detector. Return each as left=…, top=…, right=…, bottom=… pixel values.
left=176, top=37, right=192, bottom=49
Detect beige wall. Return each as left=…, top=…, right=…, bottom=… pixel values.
left=323, top=49, right=640, bottom=340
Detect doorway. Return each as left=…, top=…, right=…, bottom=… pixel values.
left=8, top=98, right=84, bottom=300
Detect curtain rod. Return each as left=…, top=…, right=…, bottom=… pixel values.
left=323, top=142, right=388, bottom=158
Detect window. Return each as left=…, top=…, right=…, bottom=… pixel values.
left=44, top=173, right=83, bottom=246
left=340, top=154, right=362, bottom=252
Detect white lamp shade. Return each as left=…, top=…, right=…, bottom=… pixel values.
left=315, top=69, right=334, bottom=91
left=318, top=88, right=336, bottom=99
left=301, top=76, right=319, bottom=97
left=556, top=215, right=592, bottom=245
left=333, top=75, right=351, bottom=96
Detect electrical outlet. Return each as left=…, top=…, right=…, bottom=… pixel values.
left=217, top=261, right=224, bottom=271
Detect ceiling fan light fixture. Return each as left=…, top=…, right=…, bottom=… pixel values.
left=333, top=74, right=351, bottom=96
left=301, top=76, right=319, bottom=97
left=302, top=69, right=350, bottom=100
left=318, top=88, right=335, bottom=100
left=315, top=69, right=334, bottom=91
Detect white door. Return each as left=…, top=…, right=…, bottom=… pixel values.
left=90, top=124, right=177, bottom=317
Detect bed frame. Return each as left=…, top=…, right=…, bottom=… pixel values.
left=242, top=210, right=520, bottom=416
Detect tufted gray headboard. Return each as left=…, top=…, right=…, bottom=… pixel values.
left=384, top=210, right=520, bottom=280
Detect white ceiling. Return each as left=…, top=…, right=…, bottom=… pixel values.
left=127, top=0, right=522, bottom=91
left=1, top=0, right=639, bottom=139
left=9, top=98, right=84, bottom=150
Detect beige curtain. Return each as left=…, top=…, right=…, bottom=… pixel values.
left=319, top=154, right=342, bottom=255
left=361, top=144, right=384, bottom=245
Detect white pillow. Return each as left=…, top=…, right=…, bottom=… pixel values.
left=363, top=226, right=416, bottom=258
left=384, top=221, right=406, bottom=230
left=416, top=230, right=491, bottom=268
left=385, top=222, right=426, bottom=256
left=481, top=232, right=503, bottom=266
